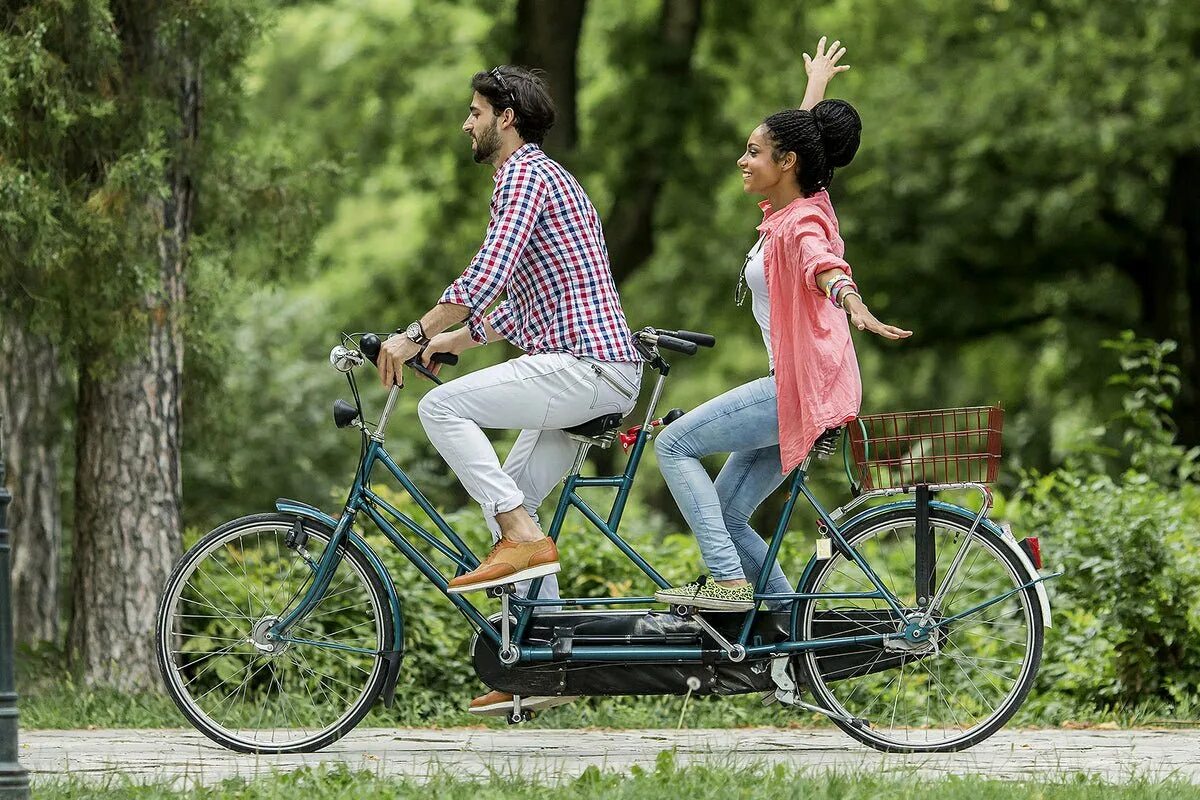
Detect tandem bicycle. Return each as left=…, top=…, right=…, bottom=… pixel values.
left=155, top=326, right=1057, bottom=754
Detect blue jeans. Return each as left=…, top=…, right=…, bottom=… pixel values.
left=654, top=377, right=792, bottom=594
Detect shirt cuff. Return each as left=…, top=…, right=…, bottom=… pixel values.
left=485, top=304, right=518, bottom=344
left=439, top=280, right=489, bottom=344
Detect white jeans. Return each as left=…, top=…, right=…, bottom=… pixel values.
left=417, top=353, right=642, bottom=600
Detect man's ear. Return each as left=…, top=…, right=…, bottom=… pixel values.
left=498, top=107, right=517, bottom=130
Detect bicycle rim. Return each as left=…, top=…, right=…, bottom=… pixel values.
left=157, top=516, right=390, bottom=753
left=800, top=509, right=1041, bottom=752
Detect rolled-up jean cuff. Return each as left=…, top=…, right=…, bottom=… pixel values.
left=483, top=491, right=526, bottom=518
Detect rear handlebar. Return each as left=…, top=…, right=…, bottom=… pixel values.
left=657, top=329, right=716, bottom=348
left=654, top=334, right=698, bottom=355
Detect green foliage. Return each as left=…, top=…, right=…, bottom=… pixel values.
left=1101, top=333, right=1200, bottom=484
left=1019, top=469, right=1200, bottom=708
left=1013, top=336, right=1200, bottom=710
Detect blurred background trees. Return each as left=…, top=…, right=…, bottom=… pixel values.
left=2, top=0, right=1197, bottom=690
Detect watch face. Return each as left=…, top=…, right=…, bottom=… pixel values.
left=406, top=322, right=423, bottom=340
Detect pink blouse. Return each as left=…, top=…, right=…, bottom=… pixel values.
left=759, top=191, right=862, bottom=472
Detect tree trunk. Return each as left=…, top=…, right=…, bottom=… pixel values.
left=1163, top=150, right=1200, bottom=445
left=514, top=0, right=587, bottom=157
left=67, top=38, right=198, bottom=689
left=0, top=319, right=64, bottom=648
left=604, top=0, right=703, bottom=286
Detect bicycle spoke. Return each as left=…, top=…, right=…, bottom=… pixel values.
left=159, top=521, right=386, bottom=752
left=803, top=513, right=1040, bottom=751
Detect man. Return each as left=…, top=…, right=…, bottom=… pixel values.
left=377, top=66, right=642, bottom=715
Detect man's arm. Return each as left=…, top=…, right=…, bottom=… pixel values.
left=799, top=36, right=850, bottom=111
left=378, top=165, right=545, bottom=387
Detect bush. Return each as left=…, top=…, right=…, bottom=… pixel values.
left=1016, top=470, right=1200, bottom=707
left=1012, top=334, right=1200, bottom=712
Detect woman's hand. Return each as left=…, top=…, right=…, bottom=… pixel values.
left=844, top=296, right=913, bottom=340
left=804, top=37, right=850, bottom=85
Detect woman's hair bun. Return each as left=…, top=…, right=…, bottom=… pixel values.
left=811, top=99, right=861, bottom=169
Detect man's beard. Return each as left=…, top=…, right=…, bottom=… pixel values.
left=472, top=120, right=502, bottom=164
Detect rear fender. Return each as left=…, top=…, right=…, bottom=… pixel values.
left=828, top=499, right=1053, bottom=629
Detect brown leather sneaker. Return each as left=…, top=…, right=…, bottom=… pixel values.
left=468, top=689, right=578, bottom=716
left=447, top=536, right=560, bottom=594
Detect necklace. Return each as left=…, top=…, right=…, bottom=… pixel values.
left=734, top=234, right=767, bottom=307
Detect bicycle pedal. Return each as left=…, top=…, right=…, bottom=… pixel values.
left=506, top=710, right=533, bottom=725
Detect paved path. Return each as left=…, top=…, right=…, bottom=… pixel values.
left=24, top=727, right=1200, bottom=787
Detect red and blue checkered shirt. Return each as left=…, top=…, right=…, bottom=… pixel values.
left=440, top=144, right=641, bottom=363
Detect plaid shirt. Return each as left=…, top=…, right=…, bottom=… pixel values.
left=440, top=144, right=641, bottom=362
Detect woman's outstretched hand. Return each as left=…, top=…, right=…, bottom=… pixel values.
left=844, top=296, right=913, bottom=340
left=803, top=37, right=850, bottom=84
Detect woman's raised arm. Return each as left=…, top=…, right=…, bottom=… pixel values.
left=799, top=37, right=850, bottom=111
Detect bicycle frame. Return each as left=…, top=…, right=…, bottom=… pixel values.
left=269, top=370, right=1054, bottom=667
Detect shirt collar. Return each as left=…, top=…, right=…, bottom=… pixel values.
left=493, top=142, right=541, bottom=181
left=756, top=195, right=807, bottom=232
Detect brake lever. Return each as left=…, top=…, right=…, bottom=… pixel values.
left=407, top=358, right=441, bottom=385
left=406, top=351, right=459, bottom=386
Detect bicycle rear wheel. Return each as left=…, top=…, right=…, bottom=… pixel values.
left=155, top=513, right=393, bottom=753
left=798, top=506, right=1042, bottom=752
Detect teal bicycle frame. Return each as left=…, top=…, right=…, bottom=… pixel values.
left=268, top=357, right=1054, bottom=669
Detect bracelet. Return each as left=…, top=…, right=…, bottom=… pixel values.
left=838, top=290, right=862, bottom=310
left=829, top=278, right=858, bottom=309
left=822, top=275, right=854, bottom=299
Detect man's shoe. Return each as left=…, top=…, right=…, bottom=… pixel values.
left=447, top=537, right=560, bottom=594
left=468, top=689, right=578, bottom=717
left=655, top=576, right=755, bottom=611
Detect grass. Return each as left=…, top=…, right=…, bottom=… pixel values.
left=18, top=678, right=1200, bottom=732
left=33, top=761, right=1200, bottom=799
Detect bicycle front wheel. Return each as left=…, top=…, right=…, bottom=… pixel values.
left=155, top=513, right=393, bottom=753
left=798, top=506, right=1043, bottom=752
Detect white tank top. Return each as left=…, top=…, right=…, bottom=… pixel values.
left=743, top=234, right=772, bottom=371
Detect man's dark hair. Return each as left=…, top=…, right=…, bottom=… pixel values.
left=471, top=66, right=556, bottom=145
left=763, top=99, right=862, bottom=196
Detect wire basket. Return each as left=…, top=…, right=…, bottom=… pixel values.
left=846, top=405, right=1003, bottom=490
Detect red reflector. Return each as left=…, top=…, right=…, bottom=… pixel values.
left=1023, top=537, right=1042, bottom=570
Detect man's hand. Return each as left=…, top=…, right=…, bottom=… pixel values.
left=378, top=334, right=424, bottom=388
left=803, top=36, right=849, bottom=85
left=419, top=329, right=471, bottom=378
left=844, top=296, right=913, bottom=340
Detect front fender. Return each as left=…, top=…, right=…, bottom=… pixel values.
left=833, top=499, right=1053, bottom=629
left=275, top=498, right=407, bottom=703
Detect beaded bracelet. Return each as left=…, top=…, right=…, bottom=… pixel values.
left=823, top=274, right=854, bottom=299
left=828, top=278, right=858, bottom=309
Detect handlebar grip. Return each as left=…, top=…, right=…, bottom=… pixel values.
left=655, top=334, right=698, bottom=355
left=360, top=333, right=382, bottom=365
left=670, top=329, right=716, bottom=348
left=429, top=352, right=459, bottom=366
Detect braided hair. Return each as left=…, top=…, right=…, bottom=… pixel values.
left=763, top=99, right=861, bottom=196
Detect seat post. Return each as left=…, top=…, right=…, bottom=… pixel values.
left=568, top=441, right=592, bottom=476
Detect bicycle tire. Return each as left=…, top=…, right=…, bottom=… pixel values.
left=155, top=512, right=394, bottom=753
left=797, top=506, right=1043, bottom=752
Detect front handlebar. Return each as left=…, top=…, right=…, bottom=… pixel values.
left=358, top=332, right=459, bottom=385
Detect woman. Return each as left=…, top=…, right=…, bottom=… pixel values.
left=654, top=47, right=912, bottom=611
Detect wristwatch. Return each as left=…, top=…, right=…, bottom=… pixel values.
left=403, top=321, right=430, bottom=347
